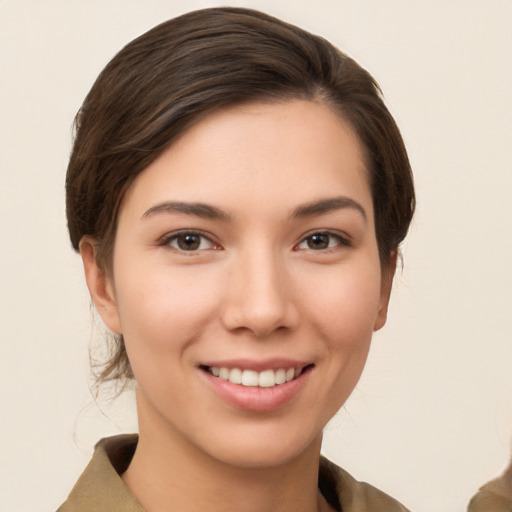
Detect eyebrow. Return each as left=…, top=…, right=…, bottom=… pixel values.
left=292, top=196, right=367, bottom=222
left=142, top=201, right=231, bottom=221
left=142, top=196, right=367, bottom=223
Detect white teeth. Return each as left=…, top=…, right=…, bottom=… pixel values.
left=275, top=368, right=286, bottom=385
left=241, top=370, right=259, bottom=387
left=258, top=369, right=275, bottom=388
left=228, top=368, right=243, bottom=384
left=209, top=366, right=305, bottom=387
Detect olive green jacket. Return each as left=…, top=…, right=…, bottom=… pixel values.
left=467, top=464, right=512, bottom=512
left=57, top=434, right=410, bottom=512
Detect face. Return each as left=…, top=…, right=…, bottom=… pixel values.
left=84, top=99, right=394, bottom=468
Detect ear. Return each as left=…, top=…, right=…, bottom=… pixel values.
left=373, top=251, right=398, bottom=332
left=79, top=238, right=122, bottom=335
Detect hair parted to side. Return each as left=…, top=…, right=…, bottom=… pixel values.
left=66, top=7, right=415, bottom=386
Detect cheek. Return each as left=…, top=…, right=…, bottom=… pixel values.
left=299, top=261, right=383, bottom=347
left=113, top=263, right=223, bottom=362
left=292, top=262, right=383, bottom=423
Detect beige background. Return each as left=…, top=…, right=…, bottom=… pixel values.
left=1, top=1, right=511, bottom=511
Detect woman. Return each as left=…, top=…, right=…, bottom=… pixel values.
left=58, top=7, right=414, bottom=512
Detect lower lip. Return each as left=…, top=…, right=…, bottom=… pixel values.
left=200, top=368, right=311, bottom=412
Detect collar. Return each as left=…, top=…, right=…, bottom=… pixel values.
left=58, top=434, right=409, bottom=512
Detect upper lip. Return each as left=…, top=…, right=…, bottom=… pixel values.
left=199, top=358, right=313, bottom=372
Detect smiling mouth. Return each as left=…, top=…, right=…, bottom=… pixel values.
left=201, top=365, right=313, bottom=388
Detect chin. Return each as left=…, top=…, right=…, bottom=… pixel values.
left=193, top=419, right=324, bottom=470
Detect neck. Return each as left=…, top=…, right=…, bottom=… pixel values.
left=122, top=396, right=331, bottom=512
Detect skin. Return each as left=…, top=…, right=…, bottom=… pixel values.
left=81, top=99, right=395, bottom=512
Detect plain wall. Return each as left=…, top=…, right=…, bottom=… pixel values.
left=0, top=1, right=511, bottom=511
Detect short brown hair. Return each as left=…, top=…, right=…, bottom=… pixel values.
left=66, top=7, right=415, bottom=384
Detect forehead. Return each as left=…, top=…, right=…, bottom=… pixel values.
left=119, top=99, right=373, bottom=221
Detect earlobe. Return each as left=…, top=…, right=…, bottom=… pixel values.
left=79, top=238, right=122, bottom=335
left=373, top=251, right=398, bottom=332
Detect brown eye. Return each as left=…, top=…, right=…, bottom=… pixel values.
left=165, top=232, right=216, bottom=251
left=307, top=233, right=330, bottom=250
left=176, top=234, right=201, bottom=250
left=296, top=231, right=349, bottom=251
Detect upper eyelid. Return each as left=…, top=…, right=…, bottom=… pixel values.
left=159, top=229, right=219, bottom=246
left=294, top=230, right=353, bottom=251
left=157, top=228, right=351, bottom=247
left=293, top=229, right=353, bottom=254
left=299, top=229, right=351, bottom=242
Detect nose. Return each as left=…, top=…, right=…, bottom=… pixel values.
left=220, top=246, right=299, bottom=337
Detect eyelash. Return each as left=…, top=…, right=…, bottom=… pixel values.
left=159, top=230, right=220, bottom=252
left=159, top=230, right=352, bottom=254
left=295, top=231, right=351, bottom=251
left=159, top=229, right=351, bottom=253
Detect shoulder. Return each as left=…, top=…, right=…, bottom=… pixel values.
left=319, top=456, right=411, bottom=512
left=58, top=436, right=410, bottom=512
left=467, top=465, right=512, bottom=512
left=57, top=434, right=142, bottom=512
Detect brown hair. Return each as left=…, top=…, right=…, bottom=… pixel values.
left=66, top=7, right=415, bottom=384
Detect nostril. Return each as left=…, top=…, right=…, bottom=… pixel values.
left=219, top=265, right=299, bottom=336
